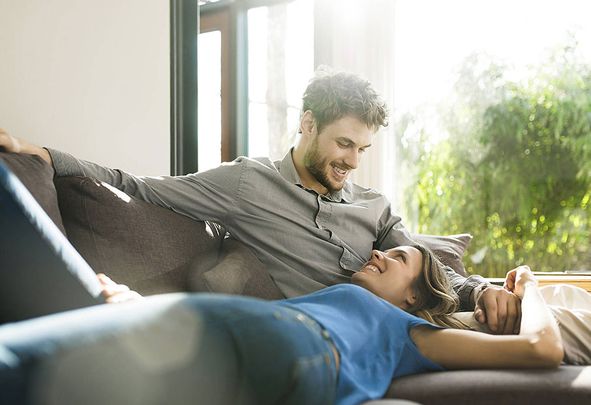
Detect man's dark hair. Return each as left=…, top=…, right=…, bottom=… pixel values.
left=301, top=67, right=389, bottom=133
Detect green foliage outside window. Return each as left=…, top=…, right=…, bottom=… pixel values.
left=401, top=43, right=591, bottom=277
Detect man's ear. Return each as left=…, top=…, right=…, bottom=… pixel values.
left=300, top=110, right=317, bottom=137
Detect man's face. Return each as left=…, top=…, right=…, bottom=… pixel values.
left=303, top=115, right=373, bottom=193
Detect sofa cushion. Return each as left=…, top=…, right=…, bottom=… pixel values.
left=411, top=233, right=472, bottom=276
left=387, top=366, right=591, bottom=405
left=54, top=176, right=225, bottom=295
left=188, top=238, right=285, bottom=300
left=0, top=152, right=66, bottom=235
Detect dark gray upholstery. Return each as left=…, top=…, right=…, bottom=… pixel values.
left=188, top=238, right=285, bottom=300
left=387, top=366, right=591, bottom=404
left=54, top=176, right=226, bottom=295
left=0, top=152, right=66, bottom=235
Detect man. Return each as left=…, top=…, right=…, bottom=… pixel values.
left=0, top=69, right=520, bottom=334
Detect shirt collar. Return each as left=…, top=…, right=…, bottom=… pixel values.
left=276, top=148, right=352, bottom=203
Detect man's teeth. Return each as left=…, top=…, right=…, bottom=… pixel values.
left=333, top=166, right=347, bottom=175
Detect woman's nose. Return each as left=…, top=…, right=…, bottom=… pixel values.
left=371, top=250, right=383, bottom=261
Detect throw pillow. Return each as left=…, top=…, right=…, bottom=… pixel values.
left=54, top=176, right=225, bottom=295
left=410, top=233, right=472, bottom=276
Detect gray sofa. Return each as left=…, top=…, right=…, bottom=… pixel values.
left=2, top=151, right=590, bottom=404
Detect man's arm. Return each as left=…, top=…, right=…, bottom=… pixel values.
left=444, top=259, right=522, bottom=335
left=0, top=130, right=243, bottom=225
left=443, top=265, right=485, bottom=310
left=0, top=128, right=53, bottom=165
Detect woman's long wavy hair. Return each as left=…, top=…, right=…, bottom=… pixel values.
left=406, top=244, right=470, bottom=329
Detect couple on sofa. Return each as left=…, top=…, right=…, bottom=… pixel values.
left=0, top=69, right=587, bottom=404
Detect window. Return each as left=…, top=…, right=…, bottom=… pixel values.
left=198, top=31, right=222, bottom=171
left=196, top=0, right=591, bottom=277
left=392, top=0, right=591, bottom=276
left=199, top=0, right=313, bottom=168
left=247, top=0, right=314, bottom=160
left=198, top=5, right=231, bottom=171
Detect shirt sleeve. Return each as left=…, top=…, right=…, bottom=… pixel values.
left=444, top=266, right=489, bottom=311
left=47, top=148, right=245, bottom=225
left=374, top=202, right=415, bottom=249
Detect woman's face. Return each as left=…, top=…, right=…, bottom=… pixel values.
left=351, top=246, right=423, bottom=309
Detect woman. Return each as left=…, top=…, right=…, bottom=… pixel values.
left=0, top=245, right=562, bottom=405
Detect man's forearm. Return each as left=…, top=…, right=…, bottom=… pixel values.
left=445, top=266, right=488, bottom=311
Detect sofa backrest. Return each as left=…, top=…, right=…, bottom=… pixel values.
left=1, top=151, right=281, bottom=298
left=54, top=176, right=226, bottom=295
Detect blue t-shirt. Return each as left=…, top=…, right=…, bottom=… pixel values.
left=279, top=284, right=444, bottom=405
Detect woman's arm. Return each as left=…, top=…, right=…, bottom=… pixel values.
left=411, top=266, right=563, bottom=369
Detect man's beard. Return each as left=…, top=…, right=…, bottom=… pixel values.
left=303, top=138, right=345, bottom=194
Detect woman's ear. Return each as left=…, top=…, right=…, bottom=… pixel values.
left=300, top=110, right=317, bottom=138
left=405, top=290, right=417, bottom=308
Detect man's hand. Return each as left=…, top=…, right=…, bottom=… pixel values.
left=97, top=273, right=143, bottom=304
left=0, top=128, right=22, bottom=153
left=474, top=282, right=522, bottom=335
left=0, top=128, right=53, bottom=164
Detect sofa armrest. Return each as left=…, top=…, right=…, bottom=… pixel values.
left=0, top=152, right=66, bottom=234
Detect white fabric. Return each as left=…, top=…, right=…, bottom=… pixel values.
left=541, top=284, right=591, bottom=365
left=453, top=284, right=591, bottom=365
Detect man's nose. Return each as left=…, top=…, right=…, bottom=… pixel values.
left=344, top=149, right=360, bottom=170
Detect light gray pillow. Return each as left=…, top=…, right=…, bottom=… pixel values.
left=411, top=233, right=473, bottom=277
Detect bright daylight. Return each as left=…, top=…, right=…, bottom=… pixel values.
left=200, top=0, right=591, bottom=277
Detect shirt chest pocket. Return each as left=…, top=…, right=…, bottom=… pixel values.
left=339, top=245, right=367, bottom=273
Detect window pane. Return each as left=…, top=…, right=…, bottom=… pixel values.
left=247, top=0, right=314, bottom=160
left=198, top=30, right=222, bottom=171
left=393, top=0, right=591, bottom=276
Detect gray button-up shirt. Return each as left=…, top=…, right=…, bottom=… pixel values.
left=49, top=148, right=481, bottom=308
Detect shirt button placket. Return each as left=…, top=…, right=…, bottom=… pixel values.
left=315, top=195, right=332, bottom=230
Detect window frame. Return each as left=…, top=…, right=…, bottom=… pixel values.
left=170, top=0, right=199, bottom=175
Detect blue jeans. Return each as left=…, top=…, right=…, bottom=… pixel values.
left=0, top=293, right=337, bottom=405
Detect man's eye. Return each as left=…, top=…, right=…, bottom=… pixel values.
left=359, top=148, right=366, bottom=154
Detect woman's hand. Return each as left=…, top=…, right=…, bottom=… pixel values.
left=0, top=128, right=53, bottom=164
left=97, top=273, right=144, bottom=304
left=503, top=265, right=538, bottom=299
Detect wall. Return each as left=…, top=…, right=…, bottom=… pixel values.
left=0, top=0, right=170, bottom=175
